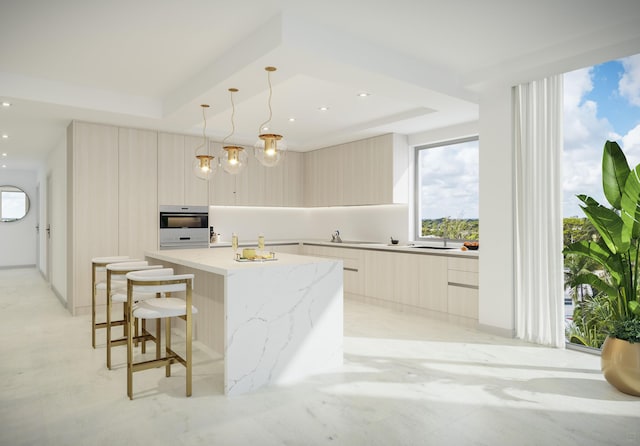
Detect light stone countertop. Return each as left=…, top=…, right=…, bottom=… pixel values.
left=209, top=239, right=479, bottom=258
left=145, top=247, right=340, bottom=276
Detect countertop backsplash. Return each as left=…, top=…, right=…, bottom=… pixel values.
left=209, top=204, right=409, bottom=245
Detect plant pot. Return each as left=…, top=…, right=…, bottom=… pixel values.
left=601, top=336, right=640, bottom=396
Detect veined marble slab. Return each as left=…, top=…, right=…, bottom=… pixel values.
left=145, top=248, right=344, bottom=396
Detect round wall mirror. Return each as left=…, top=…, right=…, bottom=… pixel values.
left=0, top=185, right=31, bottom=222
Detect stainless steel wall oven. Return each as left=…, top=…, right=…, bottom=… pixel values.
left=159, top=205, right=209, bottom=249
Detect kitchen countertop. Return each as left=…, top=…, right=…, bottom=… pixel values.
left=209, top=239, right=479, bottom=257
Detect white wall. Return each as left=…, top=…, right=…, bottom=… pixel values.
left=209, top=204, right=409, bottom=245
left=477, top=84, right=515, bottom=336
left=45, top=137, right=67, bottom=301
left=0, top=169, right=37, bottom=267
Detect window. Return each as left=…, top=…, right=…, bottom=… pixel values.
left=562, top=53, right=640, bottom=348
left=415, top=137, right=479, bottom=241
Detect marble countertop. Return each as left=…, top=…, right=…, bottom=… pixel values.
left=145, top=247, right=340, bottom=276
left=209, top=239, right=479, bottom=258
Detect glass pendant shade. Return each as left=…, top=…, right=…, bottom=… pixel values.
left=193, top=154, right=216, bottom=180
left=193, top=103, right=215, bottom=181
left=255, top=133, right=286, bottom=167
left=222, top=146, right=248, bottom=174
left=255, top=66, right=286, bottom=167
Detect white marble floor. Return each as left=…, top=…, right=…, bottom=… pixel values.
left=1, top=267, right=639, bottom=446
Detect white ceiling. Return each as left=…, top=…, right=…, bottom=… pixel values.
left=2, top=0, right=640, bottom=170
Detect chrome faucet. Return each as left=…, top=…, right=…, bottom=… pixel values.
left=331, top=230, right=342, bottom=243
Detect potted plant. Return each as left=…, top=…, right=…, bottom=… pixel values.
left=563, top=140, right=640, bottom=396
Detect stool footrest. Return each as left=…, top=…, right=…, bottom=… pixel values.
left=131, top=355, right=178, bottom=372
left=94, top=319, right=126, bottom=330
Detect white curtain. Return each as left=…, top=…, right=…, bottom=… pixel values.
left=513, top=75, right=565, bottom=348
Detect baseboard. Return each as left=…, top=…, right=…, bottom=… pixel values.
left=0, top=264, right=36, bottom=270
left=477, top=323, right=515, bottom=338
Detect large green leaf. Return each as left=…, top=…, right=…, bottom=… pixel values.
left=621, top=165, right=640, bottom=241
left=579, top=199, right=628, bottom=254
left=564, top=239, right=623, bottom=285
left=602, top=140, right=630, bottom=210
left=570, top=272, right=619, bottom=299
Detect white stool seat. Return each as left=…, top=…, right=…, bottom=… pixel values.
left=104, top=261, right=165, bottom=369
left=133, top=298, right=199, bottom=319
left=95, top=280, right=126, bottom=291
left=111, top=292, right=157, bottom=304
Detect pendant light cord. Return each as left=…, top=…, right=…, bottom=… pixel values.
left=258, top=69, right=273, bottom=133
left=222, top=89, right=237, bottom=146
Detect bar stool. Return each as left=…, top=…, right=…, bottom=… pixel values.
left=91, top=256, right=133, bottom=348
left=105, top=261, right=164, bottom=369
left=125, top=268, right=197, bottom=399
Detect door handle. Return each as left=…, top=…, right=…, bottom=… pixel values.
left=46, top=225, right=51, bottom=238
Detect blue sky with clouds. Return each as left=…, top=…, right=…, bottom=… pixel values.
left=563, top=53, right=640, bottom=217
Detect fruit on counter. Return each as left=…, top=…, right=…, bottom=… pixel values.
left=463, top=241, right=479, bottom=250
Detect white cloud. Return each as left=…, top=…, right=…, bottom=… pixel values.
left=619, top=54, right=640, bottom=107
left=562, top=67, right=616, bottom=216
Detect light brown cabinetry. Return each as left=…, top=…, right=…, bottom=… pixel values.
left=447, top=257, right=479, bottom=321
left=158, top=133, right=208, bottom=206
left=303, top=133, right=407, bottom=206
left=210, top=149, right=304, bottom=207
left=66, top=122, right=120, bottom=314
left=300, top=244, right=478, bottom=324
left=118, top=128, right=158, bottom=259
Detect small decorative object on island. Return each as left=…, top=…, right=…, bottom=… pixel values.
left=232, top=233, right=239, bottom=259
left=563, top=141, right=640, bottom=396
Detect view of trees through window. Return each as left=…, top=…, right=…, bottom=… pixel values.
left=563, top=53, right=640, bottom=348
left=416, top=137, right=479, bottom=241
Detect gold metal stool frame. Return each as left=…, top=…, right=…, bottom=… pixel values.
left=125, top=270, right=196, bottom=399
left=105, top=262, right=163, bottom=369
left=91, top=256, right=131, bottom=348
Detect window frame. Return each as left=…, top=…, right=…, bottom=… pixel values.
left=413, top=136, right=479, bottom=242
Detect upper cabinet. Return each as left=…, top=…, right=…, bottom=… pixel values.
left=209, top=148, right=304, bottom=207
left=158, top=133, right=209, bottom=206
left=304, top=133, right=409, bottom=207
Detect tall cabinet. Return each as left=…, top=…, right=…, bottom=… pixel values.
left=67, top=121, right=121, bottom=315
left=157, top=133, right=208, bottom=206
left=118, top=128, right=158, bottom=258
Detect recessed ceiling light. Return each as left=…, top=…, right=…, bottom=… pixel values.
left=1, top=153, right=6, bottom=157
left=1, top=164, right=6, bottom=168
left=1, top=102, right=11, bottom=107
left=318, top=106, right=329, bottom=111
left=288, top=117, right=296, bottom=122
left=1, top=134, right=8, bottom=139
left=357, top=92, right=370, bottom=97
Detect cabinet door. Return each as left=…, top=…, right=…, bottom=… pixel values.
left=69, top=121, right=119, bottom=313
left=184, top=135, right=209, bottom=205
left=209, top=142, right=239, bottom=205
left=363, top=250, right=395, bottom=302
left=284, top=151, right=304, bottom=207
left=118, top=128, right=158, bottom=257
left=393, top=253, right=420, bottom=307
left=158, top=133, right=185, bottom=206
left=417, top=255, right=448, bottom=312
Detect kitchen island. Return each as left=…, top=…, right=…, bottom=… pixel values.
left=144, top=248, right=343, bottom=396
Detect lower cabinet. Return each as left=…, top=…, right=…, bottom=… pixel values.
left=447, top=257, right=479, bottom=320
left=301, top=244, right=478, bottom=323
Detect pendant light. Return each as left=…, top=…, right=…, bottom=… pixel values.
left=221, top=88, right=248, bottom=175
left=193, top=104, right=217, bottom=181
left=255, top=66, right=287, bottom=167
